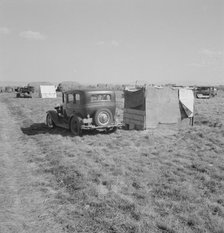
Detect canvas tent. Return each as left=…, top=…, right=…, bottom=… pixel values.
left=123, top=86, right=194, bottom=130
left=5, top=86, right=14, bottom=93
left=39, top=85, right=57, bottom=98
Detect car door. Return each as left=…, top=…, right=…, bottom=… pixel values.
left=65, top=92, right=82, bottom=117
left=73, top=92, right=83, bottom=116
left=65, top=93, right=75, bottom=117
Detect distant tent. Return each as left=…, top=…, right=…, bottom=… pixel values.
left=123, top=86, right=194, bottom=130
left=39, top=85, right=57, bottom=98
left=5, top=86, right=14, bottom=93
left=28, top=82, right=55, bottom=93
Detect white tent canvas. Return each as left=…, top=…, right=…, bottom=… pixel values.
left=179, top=88, right=194, bottom=118
left=39, top=85, right=57, bottom=98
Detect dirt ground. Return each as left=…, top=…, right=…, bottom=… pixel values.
left=0, top=100, right=63, bottom=233
left=0, top=91, right=224, bottom=233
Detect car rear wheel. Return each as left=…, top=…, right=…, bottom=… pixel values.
left=94, top=108, right=113, bottom=126
left=70, top=116, right=82, bottom=136
left=46, top=113, right=54, bottom=128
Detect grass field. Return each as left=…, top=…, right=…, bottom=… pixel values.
left=1, top=90, right=224, bottom=233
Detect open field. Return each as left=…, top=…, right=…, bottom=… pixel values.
left=0, top=91, right=224, bottom=233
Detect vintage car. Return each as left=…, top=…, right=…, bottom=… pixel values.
left=15, top=86, right=34, bottom=98
left=46, top=89, right=122, bottom=135
left=194, top=86, right=217, bottom=99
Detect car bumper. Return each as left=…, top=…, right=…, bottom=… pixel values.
left=81, top=122, right=123, bottom=130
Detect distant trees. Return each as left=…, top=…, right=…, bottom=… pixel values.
left=56, top=81, right=81, bottom=92
left=96, top=83, right=124, bottom=90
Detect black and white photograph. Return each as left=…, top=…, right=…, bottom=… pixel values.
left=0, top=0, right=223, bottom=232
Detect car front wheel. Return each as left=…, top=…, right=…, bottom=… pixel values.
left=46, top=113, right=54, bottom=128
left=70, top=116, right=82, bottom=136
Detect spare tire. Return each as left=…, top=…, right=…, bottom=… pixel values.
left=94, top=108, right=113, bottom=126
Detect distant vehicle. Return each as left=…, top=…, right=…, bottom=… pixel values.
left=46, top=89, right=122, bottom=135
left=15, top=86, right=35, bottom=98
left=194, top=86, right=217, bottom=99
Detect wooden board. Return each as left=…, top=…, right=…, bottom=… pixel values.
left=123, top=112, right=145, bottom=121
left=123, top=108, right=145, bottom=115
left=123, top=108, right=146, bottom=130
left=123, top=118, right=145, bottom=126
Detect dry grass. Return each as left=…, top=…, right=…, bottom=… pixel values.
left=1, top=90, right=224, bottom=233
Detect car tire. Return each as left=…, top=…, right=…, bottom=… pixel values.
left=46, top=113, right=55, bottom=128
left=70, top=116, right=82, bottom=136
left=94, top=108, right=113, bottom=126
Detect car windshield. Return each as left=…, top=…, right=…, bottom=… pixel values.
left=90, top=94, right=111, bottom=102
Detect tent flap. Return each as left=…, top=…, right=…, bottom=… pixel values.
left=179, top=89, right=194, bottom=118
left=124, top=88, right=145, bottom=110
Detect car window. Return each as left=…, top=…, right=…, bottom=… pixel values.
left=74, top=93, right=80, bottom=104
left=67, top=94, right=74, bottom=103
left=90, top=94, right=111, bottom=102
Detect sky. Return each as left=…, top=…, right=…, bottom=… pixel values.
left=0, top=0, right=223, bottom=85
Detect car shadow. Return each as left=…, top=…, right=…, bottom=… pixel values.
left=21, top=123, right=119, bottom=137
left=21, top=123, right=71, bottom=136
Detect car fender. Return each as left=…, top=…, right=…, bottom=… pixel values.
left=46, top=110, right=59, bottom=125
left=69, top=114, right=83, bottom=127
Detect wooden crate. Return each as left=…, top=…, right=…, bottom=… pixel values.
left=123, top=108, right=146, bottom=130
